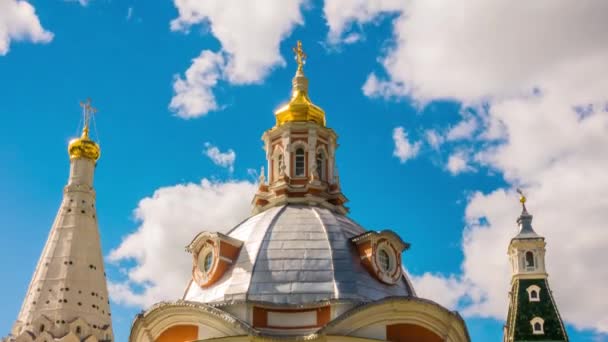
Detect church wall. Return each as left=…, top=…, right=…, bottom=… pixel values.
left=350, top=324, right=386, bottom=340
left=155, top=325, right=197, bottom=342
left=386, top=324, right=442, bottom=342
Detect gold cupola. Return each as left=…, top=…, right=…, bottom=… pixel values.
left=68, top=99, right=101, bottom=161
left=274, top=41, right=326, bottom=127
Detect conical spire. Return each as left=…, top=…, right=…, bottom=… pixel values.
left=10, top=101, right=113, bottom=341
left=275, top=40, right=326, bottom=127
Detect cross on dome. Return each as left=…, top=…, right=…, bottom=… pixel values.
left=79, top=98, right=97, bottom=135
left=293, top=40, right=306, bottom=72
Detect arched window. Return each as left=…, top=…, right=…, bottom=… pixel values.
left=39, top=324, right=45, bottom=333
left=526, top=284, right=541, bottom=302
left=76, top=326, right=82, bottom=335
left=531, top=317, right=544, bottom=335
left=525, top=251, right=535, bottom=268
left=316, top=150, right=325, bottom=180
left=295, top=148, right=305, bottom=177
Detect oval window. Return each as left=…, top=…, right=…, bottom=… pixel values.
left=378, top=249, right=391, bottom=272
left=198, top=249, right=214, bottom=274
left=203, top=252, right=214, bottom=272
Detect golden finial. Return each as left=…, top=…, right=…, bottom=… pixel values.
left=293, top=40, right=306, bottom=73
left=516, top=188, right=526, bottom=204
left=68, top=99, right=101, bottom=161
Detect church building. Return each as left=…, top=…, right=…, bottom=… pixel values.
left=4, top=41, right=568, bottom=342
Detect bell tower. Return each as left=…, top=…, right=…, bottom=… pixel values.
left=503, top=190, right=568, bottom=342
left=252, top=41, right=348, bottom=214
left=9, top=100, right=114, bottom=342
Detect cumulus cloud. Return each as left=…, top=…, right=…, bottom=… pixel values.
left=0, top=0, right=53, bottom=56
left=204, top=142, right=236, bottom=172
left=325, top=0, right=608, bottom=333
left=446, top=115, right=477, bottom=142
left=392, top=126, right=421, bottom=163
left=446, top=152, right=471, bottom=175
left=107, top=179, right=257, bottom=307
left=170, top=51, right=224, bottom=118
left=424, top=129, right=443, bottom=150
left=410, top=273, right=471, bottom=310
left=323, top=0, right=403, bottom=44
left=169, top=0, right=306, bottom=118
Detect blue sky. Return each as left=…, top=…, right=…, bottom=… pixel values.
left=1, top=1, right=607, bottom=341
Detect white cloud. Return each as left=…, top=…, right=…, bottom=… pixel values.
left=425, top=129, right=443, bottom=150
left=64, top=0, right=90, bottom=6
left=323, top=0, right=403, bottom=44
left=362, top=73, right=407, bottom=100
left=392, top=126, right=421, bottom=163
left=325, top=0, right=608, bottom=333
left=0, top=0, right=53, bottom=56
left=204, top=142, right=236, bottom=172
left=410, top=273, right=471, bottom=310
left=169, top=0, right=306, bottom=118
left=446, top=115, right=477, bottom=141
left=170, top=50, right=225, bottom=119
left=446, top=151, right=473, bottom=175
left=107, top=179, right=257, bottom=307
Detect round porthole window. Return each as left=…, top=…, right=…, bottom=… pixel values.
left=374, top=241, right=402, bottom=285
left=197, top=248, right=214, bottom=275
left=203, top=252, right=214, bottom=272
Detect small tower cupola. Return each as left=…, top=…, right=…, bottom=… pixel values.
left=252, top=41, right=347, bottom=214
left=508, top=190, right=547, bottom=279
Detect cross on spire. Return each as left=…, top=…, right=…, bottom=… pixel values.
left=293, top=40, right=306, bottom=72
left=79, top=98, right=97, bottom=137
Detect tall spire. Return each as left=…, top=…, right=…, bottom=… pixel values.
left=275, top=40, right=326, bottom=127
left=504, top=193, right=568, bottom=342
left=9, top=101, right=113, bottom=341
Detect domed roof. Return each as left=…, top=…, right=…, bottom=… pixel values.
left=183, top=204, right=414, bottom=306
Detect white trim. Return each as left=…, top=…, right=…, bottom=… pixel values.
left=526, top=285, right=541, bottom=302
left=530, top=316, right=544, bottom=335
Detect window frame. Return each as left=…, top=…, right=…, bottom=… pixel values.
left=526, top=284, right=541, bottom=302
left=294, top=147, right=306, bottom=177
left=530, top=317, right=545, bottom=335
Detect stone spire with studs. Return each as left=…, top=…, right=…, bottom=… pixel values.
left=9, top=100, right=114, bottom=342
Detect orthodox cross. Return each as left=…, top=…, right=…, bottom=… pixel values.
left=293, top=40, right=306, bottom=72
left=79, top=98, right=97, bottom=131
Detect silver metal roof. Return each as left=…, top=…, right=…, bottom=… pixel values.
left=514, top=208, right=542, bottom=240
left=184, top=204, right=413, bottom=305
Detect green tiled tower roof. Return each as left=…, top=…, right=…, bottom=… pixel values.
left=505, top=278, right=568, bottom=341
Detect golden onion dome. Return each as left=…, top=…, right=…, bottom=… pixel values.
left=68, top=125, right=101, bottom=161
left=274, top=41, right=326, bottom=127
